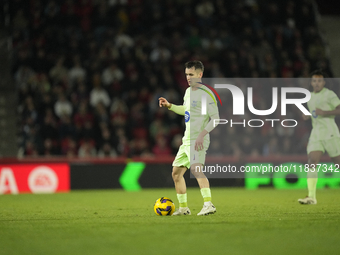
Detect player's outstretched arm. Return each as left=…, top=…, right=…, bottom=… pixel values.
left=159, top=97, right=171, bottom=108
left=316, top=105, right=340, bottom=117
left=158, top=97, right=185, bottom=116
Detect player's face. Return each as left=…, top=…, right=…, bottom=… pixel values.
left=185, top=67, right=203, bottom=87
left=311, top=75, right=325, bottom=93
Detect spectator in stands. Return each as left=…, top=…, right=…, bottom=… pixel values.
left=98, top=142, right=117, bottom=158
left=54, top=93, right=73, bottom=119
left=73, top=101, right=93, bottom=130
left=263, top=137, right=280, bottom=156
left=102, top=62, right=124, bottom=86
left=90, top=74, right=111, bottom=108
left=42, top=138, right=60, bottom=156
left=49, top=57, right=68, bottom=84
left=61, top=136, right=77, bottom=156
left=152, top=135, right=172, bottom=156
left=69, top=57, right=87, bottom=86
left=15, top=66, right=36, bottom=89
left=59, top=115, right=76, bottom=139
left=78, top=139, right=96, bottom=157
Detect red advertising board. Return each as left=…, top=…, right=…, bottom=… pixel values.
left=0, top=164, right=70, bottom=194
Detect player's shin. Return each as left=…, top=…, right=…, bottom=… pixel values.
left=200, top=187, right=212, bottom=204
left=307, top=170, right=318, bottom=199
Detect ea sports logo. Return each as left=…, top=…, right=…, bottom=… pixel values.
left=185, top=111, right=190, bottom=122
left=28, top=166, right=59, bottom=193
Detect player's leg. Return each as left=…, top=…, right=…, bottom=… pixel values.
left=190, top=163, right=209, bottom=188
left=191, top=163, right=216, bottom=216
left=331, top=155, right=340, bottom=166
left=172, top=166, right=191, bottom=215
left=172, top=145, right=191, bottom=215
left=172, top=166, right=187, bottom=194
left=301, top=138, right=340, bottom=204
left=307, top=151, right=322, bottom=200
left=328, top=137, right=340, bottom=187
left=331, top=155, right=340, bottom=185
left=325, top=137, right=340, bottom=167
left=298, top=150, right=323, bottom=204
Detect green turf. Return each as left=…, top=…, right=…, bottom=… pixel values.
left=0, top=188, right=339, bottom=255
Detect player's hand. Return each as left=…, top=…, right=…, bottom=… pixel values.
left=315, top=108, right=325, bottom=116
left=195, top=134, right=204, bottom=151
left=302, top=114, right=310, bottom=120
left=159, top=97, right=171, bottom=108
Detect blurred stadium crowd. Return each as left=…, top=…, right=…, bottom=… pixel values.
left=9, top=0, right=336, bottom=158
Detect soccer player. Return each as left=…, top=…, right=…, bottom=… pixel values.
left=158, top=61, right=219, bottom=215
left=298, top=70, right=340, bottom=204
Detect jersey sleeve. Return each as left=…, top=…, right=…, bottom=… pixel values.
left=205, top=93, right=220, bottom=132
left=204, top=111, right=220, bottom=132
left=169, top=104, right=185, bottom=115
left=328, top=90, right=340, bottom=109
left=207, top=92, right=219, bottom=117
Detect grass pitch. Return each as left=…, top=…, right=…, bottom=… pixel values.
left=0, top=188, right=339, bottom=255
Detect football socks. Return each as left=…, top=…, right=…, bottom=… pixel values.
left=177, top=193, right=187, bottom=208
left=200, top=188, right=212, bottom=203
left=307, top=170, right=318, bottom=199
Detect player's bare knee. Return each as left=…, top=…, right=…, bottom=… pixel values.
left=308, top=158, right=319, bottom=166
left=171, top=171, right=179, bottom=182
left=172, top=167, right=183, bottom=182
left=190, top=165, right=201, bottom=174
left=190, top=165, right=205, bottom=178
left=308, top=151, right=323, bottom=166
